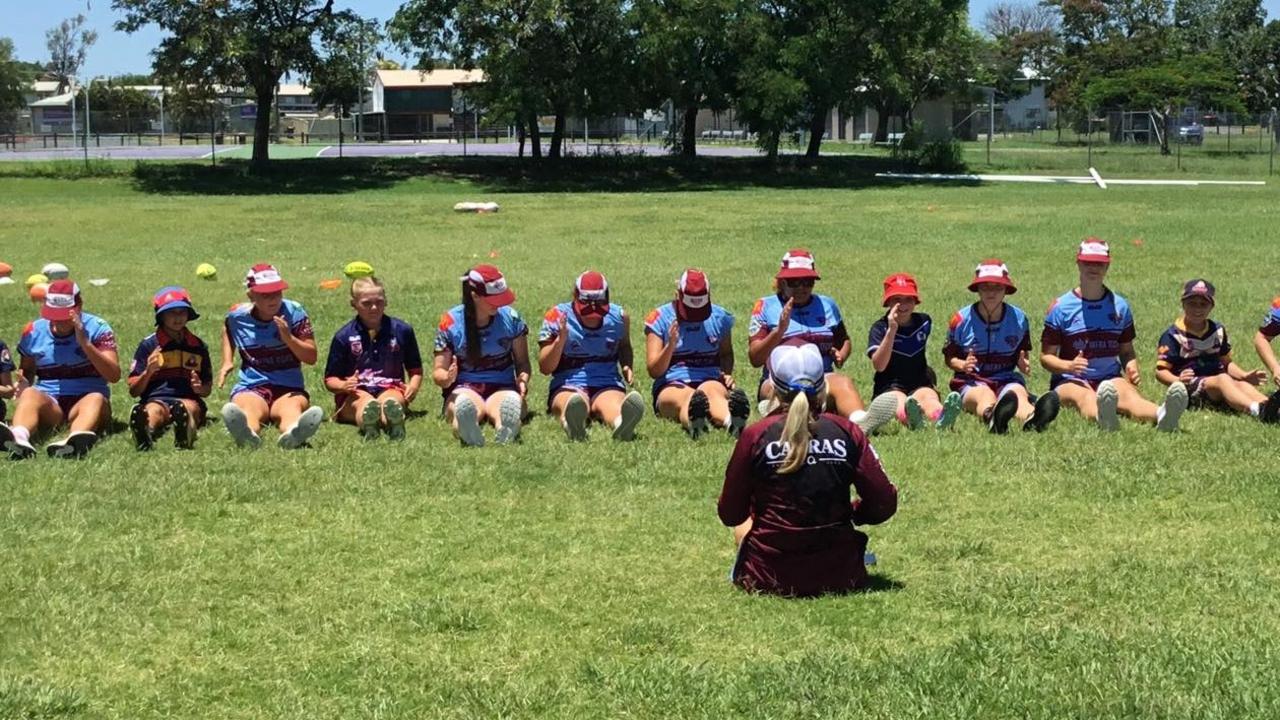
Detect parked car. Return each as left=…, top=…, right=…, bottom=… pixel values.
left=1178, top=123, right=1204, bottom=145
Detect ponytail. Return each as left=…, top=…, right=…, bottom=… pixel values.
left=778, top=390, right=824, bottom=474
left=462, top=279, right=481, bottom=367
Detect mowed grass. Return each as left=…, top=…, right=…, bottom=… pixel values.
left=3, top=164, right=1280, bottom=719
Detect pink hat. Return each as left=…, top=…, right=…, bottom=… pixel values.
left=882, top=273, right=921, bottom=307
left=676, top=269, right=711, bottom=322
left=968, top=259, right=1017, bottom=294
left=244, top=264, right=289, bottom=293
left=775, top=249, right=821, bottom=281
left=465, top=264, right=516, bottom=308
left=41, top=279, right=81, bottom=321
left=1076, top=237, right=1112, bottom=264
left=572, top=270, right=610, bottom=319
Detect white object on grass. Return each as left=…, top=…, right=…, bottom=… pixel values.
left=453, top=201, right=501, bottom=213
left=1089, top=167, right=1107, bottom=189
left=876, top=172, right=1265, bottom=187
left=89, top=278, right=109, bottom=286
left=0, top=277, right=13, bottom=286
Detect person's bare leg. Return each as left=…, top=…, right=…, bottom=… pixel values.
left=180, top=398, right=206, bottom=427
left=145, top=400, right=172, bottom=432
left=910, top=387, right=943, bottom=419
left=963, top=385, right=997, bottom=418
left=1111, top=378, right=1157, bottom=423
left=233, top=392, right=271, bottom=433
left=657, top=386, right=695, bottom=427
left=826, top=373, right=865, bottom=416
left=269, top=394, right=310, bottom=432
left=1055, top=382, right=1098, bottom=421
left=698, top=381, right=731, bottom=428
left=12, top=388, right=61, bottom=436
left=733, top=517, right=753, bottom=547
left=66, top=393, right=110, bottom=433
left=1202, top=375, right=1268, bottom=413
left=590, top=389, right=627, bottom=426
left=1005, top=385, right=1034, bottom=422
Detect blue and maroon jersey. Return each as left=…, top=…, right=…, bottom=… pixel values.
left=748, top=293, right=847, bottom=373
left=1157, top=318, right=1231, bottom=378
left=1260, top=298, right=1280, bottom=339
left=129, top=330, right=213, bottom=402
left=1041, top=289, right=1135, bottom=386
left=434, top=305, right=528, bottom=386
left=18, top=313, right=117, bottom=398
left=942, top=303, right=1031, bottom=390
left=644, top=302, right=734, bottom=386
left=225, top=299, right=314, bottom=393
left=324, top=315, right=423, bottom=400
left=0, top=339, right=15, bottom=420
left=538, top=302, right=627, bottom=392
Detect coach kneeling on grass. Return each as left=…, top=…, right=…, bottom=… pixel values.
left=718, top=343, right=897, bottom=598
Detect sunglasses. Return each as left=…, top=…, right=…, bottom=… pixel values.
left=783, top=279, right=815, bottom=289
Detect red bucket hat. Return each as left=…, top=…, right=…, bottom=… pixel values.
left=1076, top=237, right=1112, bottom=264
left=465, top=264, right=516, bottom=308
left=41, top=279, right=82, bottom=321
left=968, top=259, right=1018, bottom=294
left=776, top=249, right=821, bottom=281
left=676, top=269, right=712, bottom=322
left=244, top=264, right=289, bottom=294
left=882, top=273, right=921, bottom=307
left=572, top=270, right=610, bottom=319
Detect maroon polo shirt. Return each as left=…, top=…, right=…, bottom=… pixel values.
left=718, top=412, right=897, bottom=597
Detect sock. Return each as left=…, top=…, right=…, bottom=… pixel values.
left=896, top=406, right=908, bottom=424
left=849, top=409, right=867, bottom=424
left=612, top=416, right=622, bottom=429
left=12, top=426, right=30, bottom=444
left=1250, top=402, right=1261, bottom=417
left=721, top=417, right=732, bottom=429
left=929, top=407, right=942, bottom=421
left=1156, top=406, right=1166, bottom=424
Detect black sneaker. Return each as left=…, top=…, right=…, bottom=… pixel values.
left=172, top=402, right=196, bottom=449
left=688, top=390, right=710, bottom=439
left=1261, top=390, right=1280, bottom=425
left=727, top=388, right=750, bottom=437
left=47, top=431, right=97, bottom=460
left=130, top=403, right=153, bottom=451
left=0, top=422, right=36, bottom=460
left=1023, top=391, right=1061, bottom=433
left=988, top=392, right=1018, bottom=435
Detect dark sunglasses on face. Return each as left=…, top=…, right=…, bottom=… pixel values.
left=784, top=279, right=815, bottom=289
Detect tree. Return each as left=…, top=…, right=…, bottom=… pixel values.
left=310, top=18, right=381, bottom=121
left=87, top=82, right=160, bottom=133
left=114, top=0, right=366, bottom=171
left=46, top=14, right=98, bottom=94
left=981, top=0, right=1061, bottom=88
left=1, top=38, right=29, bottom=132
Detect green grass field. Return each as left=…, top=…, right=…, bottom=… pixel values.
left=3, top=159, right=1280, bottom=719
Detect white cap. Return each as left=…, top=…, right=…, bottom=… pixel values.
left=768, top=343, right=826, bottom=396
left=42, top=262, right=70, bottom=280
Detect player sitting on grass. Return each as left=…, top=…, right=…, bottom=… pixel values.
left=748, top=249, right=884, bottom=429
left=218, top=264, right=324, bottom=450
left=538, top=270, right=645, bottom=442
left=1040, top=238, right=1187, bottom=432
left=324, top=277, right=423, bottom=441
left=0, top=338, right=14, bottom=424
left=0, top=280, right=120, bottom=460
left=1156, top=279, right=1280, bottom=423
left=1253, top=293, right=1280, bottom=394
left=718, top=342, right=897, bottom=598
left=942, top=260, right=1059, bottom=434
left=644, top=269, right=750, bottom=439
left=433, top=264, right=530, bottom=447
left=127, top=287, right=212, bottom=450
left=867, top=273, right=962, bottom=432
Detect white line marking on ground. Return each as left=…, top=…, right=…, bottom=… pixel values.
left=876, top=172, right=1265, bottom=187
left=199, top=146, right=241, bottom=159
left=1089, top=167, right=1107, bottom=189
left=316, top=146, right=332, bottom=158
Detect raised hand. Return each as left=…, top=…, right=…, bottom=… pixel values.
left=146, top=348, right=164, bottom=373
left=886, top=303, right=901, bottom=333
left=1069, top=351, right=1089, bottom=375
left=1125, top=360, right=1141, bottom=386
left=964, top=349, right=979, bottom=374
left=272, top=315, right=292, bottom=340
left=667, top=321, right=680, bottom=347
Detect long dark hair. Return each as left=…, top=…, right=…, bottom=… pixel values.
left=462, top=278, right=482, bottom=367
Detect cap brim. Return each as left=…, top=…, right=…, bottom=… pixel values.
left=882, top=293, right=921, bottom=307
left=41, top=305, right=75, bottom=321
left=479, top=288, right=516, bottom=308
left=249, top=280, right=289, bottom=294
left=776, top=269, right=821, bottom=280
left=968, top=279, right=1017, bottom=295
left=156, top=301, right=200, bottom=320
left=1181, top=292, right=1214, bottom=304
left=1076, top=255, right=1111, bottom=264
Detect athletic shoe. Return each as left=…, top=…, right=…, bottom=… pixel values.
left=728, top=388, right=750, bottom=437
left=904, top=397, right=925, bottom=430
left=988, top=392, right=1019, bottom=435
left=47, top=431, right=97, bottom=460
left=453, top=395, right=484, bottom=447
left=1259, top=390, right=1280, bottom=424
left=936, top=391, right=963, bottom=431
left=0, top=423, right=36, bottom=460
left=221, top=402, right=261, bottom=449
left=1023, top=391, right=1060, bottom=433
left=1095, top=381, right=1120, bottom=432
left=494, top=394, right=523, bottom=444
left=1156, top=381, right=1188, bottom=433
left=278, top=406, right=324, bottom=449
left=359, top=400, right=382, bottom=441
left=383, top=398, right=407, bottom=441
left=687, top=390, right=711, bottom=439
left=130, top=403, right=153, bottom=451
left=563, top=393, right=589, bottom=442
left=855, top=394, right=899, bottom=436
left=613, top=391, right=645, bottom=442
left=171, top=402, right=196, bottom=450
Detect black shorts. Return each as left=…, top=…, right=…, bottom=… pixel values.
left=872, top=367, right=936, bottom=398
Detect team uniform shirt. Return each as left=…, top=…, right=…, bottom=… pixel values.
left=128, top=330, right=213, bottom=404
left=749, top=294, right=848, bottom=375
left=538, top=303, right=626, bottom=393
left=1156, top=318, right=1232, bottom=379
left=0, top=340, right=14, bottom=420
left=643, top=302, right=735, bottom=387
left=434, top=305, right=528, bottom=386
left=18, top=313, right=117, bottom=399
left=942, top=303, right=1032, bottom=392
left=1041, top=288, right=1136, bottom=388
left=324, top=315, right=424, bottom=406
left=718, top=412, right=898, bottom=597
left=225, top=299, right=314, bottom=393
left=866, top=313, right=935, bottom=396
left=1260, top=298, right=1280, bottom=339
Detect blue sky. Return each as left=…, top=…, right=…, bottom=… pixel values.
left=7, top=0, right=1280, bottom=78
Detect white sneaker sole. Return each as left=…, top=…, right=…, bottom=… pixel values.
left=563, top=394, right=589, bottom=442
left=221, top=403, right=261, bottom=449
left=494, top=395, right=523, bottom=444
left=279, top=406, right=324, bottom=449
left=857, top=394, right=899, bottom=435
left=613, top=391, right=645, bottom=442
left=454, top=396, right=484, bottom=447
left=1096, top=381, right=1120, bottom=432
left=1157, top=382, right=1188, bottom=432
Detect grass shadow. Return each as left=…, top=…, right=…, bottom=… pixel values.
left=860, top=574, right=906, bottom=594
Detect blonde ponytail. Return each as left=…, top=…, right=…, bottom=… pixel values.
left=778, top=393, right=813, bottom=474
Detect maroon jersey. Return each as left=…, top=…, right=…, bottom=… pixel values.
left=718, top=412, right=897, bottom=597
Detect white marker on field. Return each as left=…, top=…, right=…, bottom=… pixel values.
left=316, top=146, right=332, bottom=158
left=1089, top=167, right=1107, bottom=189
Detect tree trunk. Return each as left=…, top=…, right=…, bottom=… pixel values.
left=252, top=85, right=275, bottom=172
left=874, top=105, right=890, bottom=143
left=681, top=104, right=697, bottom=157
left=528, top=113, right=542, bottom=159
left=516, top=119, right=526, bottom=158
left=1156, top=108, right=1171, bottom=156
left=764, top=128, right=780, bottom=163
left=805, top=107, right=827, bottom=158
left=549, top=112, right=566, bottom=158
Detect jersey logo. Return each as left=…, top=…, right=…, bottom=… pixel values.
left=544, top=307, right=563, bottom=323
left=348, top=336, right=364, bottom=357
left=751, top=298, right=764, bottom=315
left=1272, top=297, right=1280, bottom=310
left=438, top=313, right=455, bottom=331
left=1045, top=299, right=1059, bottom=316
left=645, top=309, right=660, bottom=325
left=948, top=312, right=963, bottom=330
